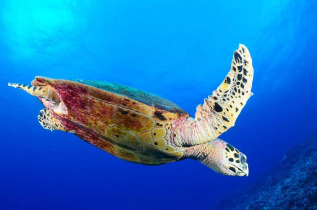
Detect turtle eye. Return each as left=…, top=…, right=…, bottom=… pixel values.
left=240, top=153, right=247, bottom=164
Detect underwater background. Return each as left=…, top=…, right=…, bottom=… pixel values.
left=1, top=0, right=316, bottom=209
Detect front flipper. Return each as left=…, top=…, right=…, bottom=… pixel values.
left=195, top=44, right=253, bottom=139
left=195, top=44, right=253, bottom=138
left=172, top=44, right=253, bottom=147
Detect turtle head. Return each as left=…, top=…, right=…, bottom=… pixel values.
left=186, top=139, right=249, bottom=176
left=221, top=141, right=249, bottom=176
left=204, top=139, right=249, bottom=176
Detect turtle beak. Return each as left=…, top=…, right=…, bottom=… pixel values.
left=236, top=153, right=249, bottom=176
left=236, top=163, right=249, bottom=176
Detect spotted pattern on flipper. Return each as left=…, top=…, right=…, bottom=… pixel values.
left=194, top=44, right=253, bottom=140
left=8, top=82, right=59, bottom=102
left=38, top=109, right=66, bottom=131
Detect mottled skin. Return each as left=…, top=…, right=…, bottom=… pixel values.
left=9, top=44, right=253, bottom=176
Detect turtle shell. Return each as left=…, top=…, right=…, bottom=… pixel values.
left=33, top=77, right=189, bottom=165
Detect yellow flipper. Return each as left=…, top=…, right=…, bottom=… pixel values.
left=195, top=44, right=254, bottom=139
left=38, top=109, right=66, bottom=131
left=8, top=83, right=52, bottom=99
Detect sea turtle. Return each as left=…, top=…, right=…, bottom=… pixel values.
left=8, top=44, right=253, bottom=176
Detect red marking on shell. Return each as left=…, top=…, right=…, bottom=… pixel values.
left=115, top=109, right=155, bottom=133
left=101, top=92, right=120, bottom=103
left=54, top=84, right=90, bottom=125
left=88, top=99, right=116, bottom=126
left=57, top=115, right=117, bottom=155
left=57, top=84, right=88, bottom=109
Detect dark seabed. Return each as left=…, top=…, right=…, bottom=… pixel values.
left=219, top=132, right=317, bottom=209
left=1, top=0, right=316, bottom=209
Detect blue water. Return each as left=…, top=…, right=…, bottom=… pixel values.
left=1, top=0, right=316, bottom=209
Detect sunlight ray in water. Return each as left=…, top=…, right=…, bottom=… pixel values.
left=2, top=0, right=87, bottom=63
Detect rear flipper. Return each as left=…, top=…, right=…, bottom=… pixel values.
left=38, top=109, right=67, bottom=132
left=8, top=83, right=57, bottom=100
